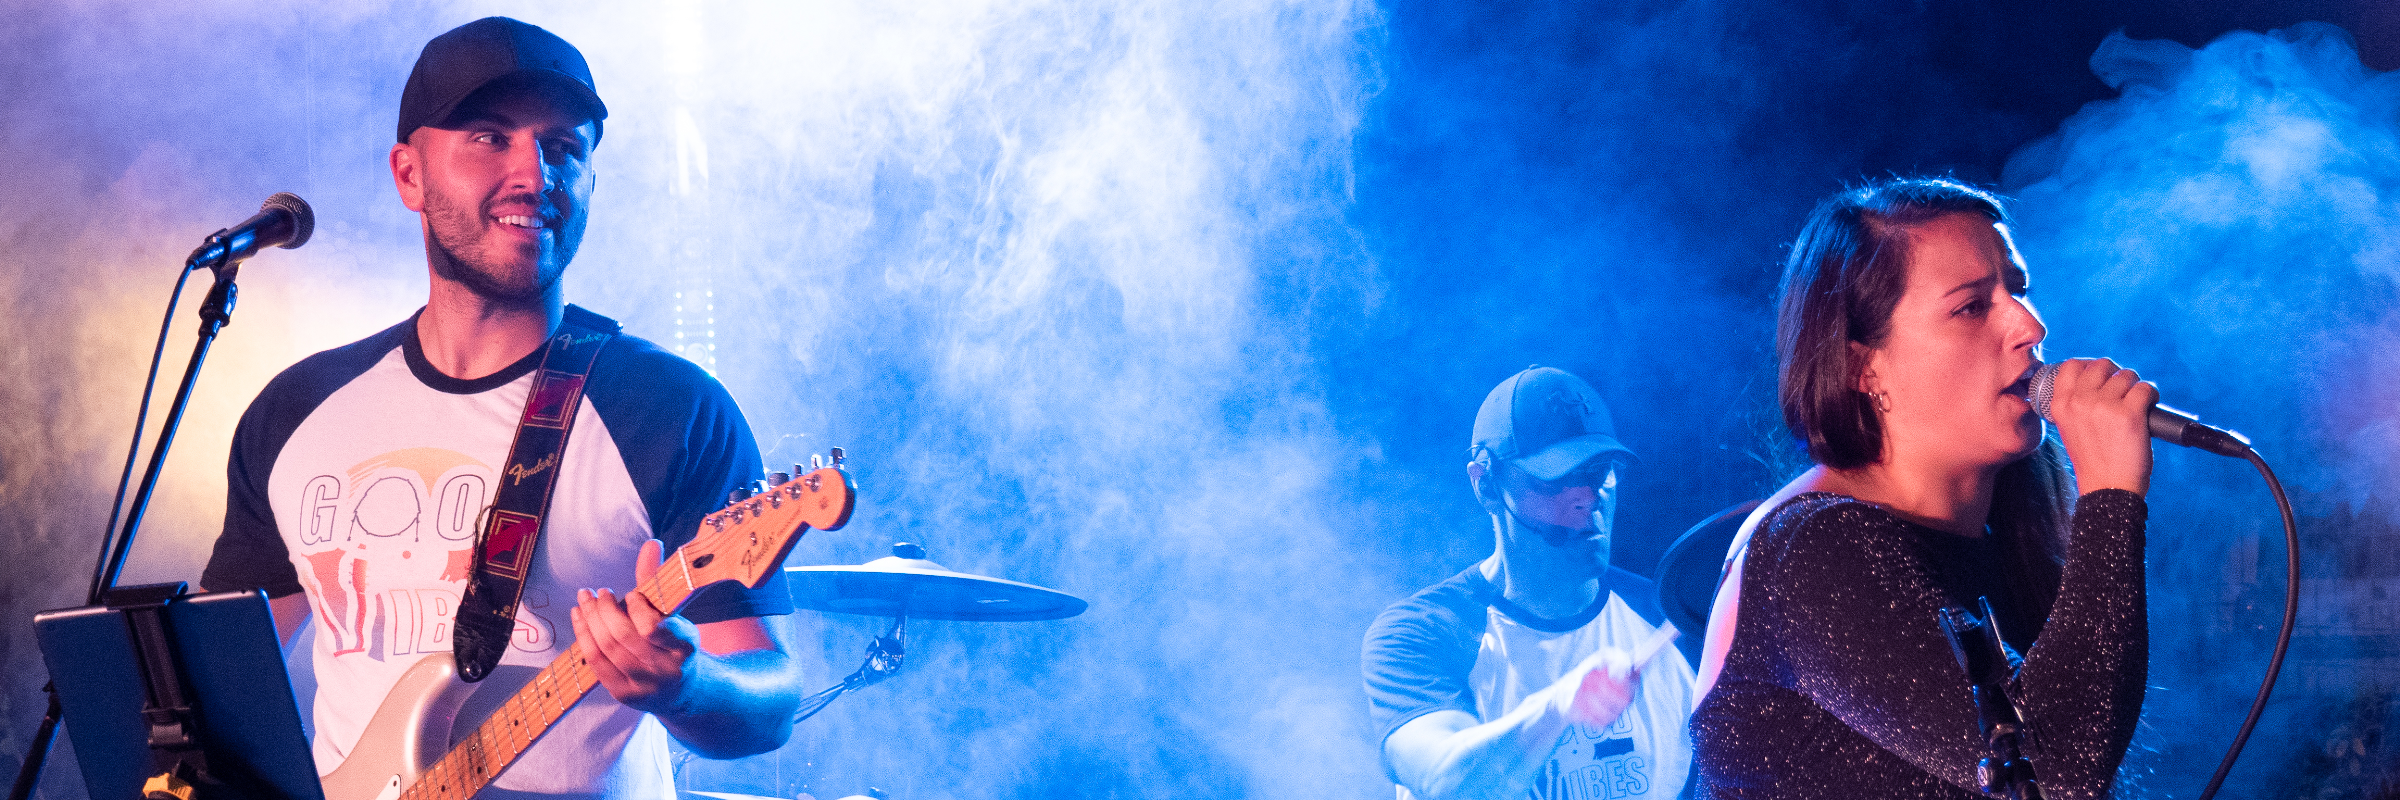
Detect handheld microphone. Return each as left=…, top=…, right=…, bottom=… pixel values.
left=2029, top=362, right=2251, bottom=458
left=185, top=192, right=314, bottom=270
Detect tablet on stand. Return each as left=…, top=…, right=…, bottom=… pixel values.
left=33, top=585, right=322, bottom=800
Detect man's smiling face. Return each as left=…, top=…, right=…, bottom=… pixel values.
left=396, top=77, right=597, bottom=304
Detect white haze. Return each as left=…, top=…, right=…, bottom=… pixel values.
left=0, top=1, right=1388, bottom=797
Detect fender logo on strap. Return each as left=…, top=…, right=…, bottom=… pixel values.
left=556, top=331, right=611, bottom=348
left=505, top=454, right=558, bottom=487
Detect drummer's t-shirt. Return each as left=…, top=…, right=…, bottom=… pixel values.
left=1364, top=566, right=1695, bottom=800
left=202, top=305, right=790, bottom=799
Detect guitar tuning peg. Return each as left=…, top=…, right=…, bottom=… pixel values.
left=830, top=447, right=845, bottom=465
left=809, top=453, right=825, bottom=470
left=791, top=463, right=807, bottom=478
left=749, top=479, right=770, bottom=496
left=766, top=471, right=792, bottom=486
left=727, top=487, right=753, bottom=504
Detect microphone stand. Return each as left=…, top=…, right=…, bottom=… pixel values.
left=1939, top=598, right=2042, bottom=800
left=89, top=250, right=240, bottom=601
left=9, top=238, right=244, bottom=800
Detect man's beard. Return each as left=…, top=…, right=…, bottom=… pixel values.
left=423, top=190, right=579, bottom=304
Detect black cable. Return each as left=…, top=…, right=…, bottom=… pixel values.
left=2191, top=447, right=2299, bottom=800
left=88, top=265, right=197, bottom=603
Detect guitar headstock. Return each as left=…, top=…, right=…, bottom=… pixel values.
left=677, top=451, right=855, bottom=595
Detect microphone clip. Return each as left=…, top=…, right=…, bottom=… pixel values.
left=183, top=229, right=239, bottom=275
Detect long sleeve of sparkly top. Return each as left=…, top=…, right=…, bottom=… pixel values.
left=1754, top=489, right=2147, bottom=799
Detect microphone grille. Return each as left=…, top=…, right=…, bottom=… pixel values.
left=262, top=192, right=314, bottom=250
left=2029, top=362, right=2061, bottom=421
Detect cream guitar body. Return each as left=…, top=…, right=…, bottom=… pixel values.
left=312, top=464, right=854, bottom=800
left=319, top=654, right=476, bottom=800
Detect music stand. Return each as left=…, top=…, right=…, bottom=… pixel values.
left=33, top=585, right=322, bottom=800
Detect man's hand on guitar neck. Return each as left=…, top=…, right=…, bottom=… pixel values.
left=574, top=539, right=702, bottom=710
left=572, top=539, right=807, bottom=759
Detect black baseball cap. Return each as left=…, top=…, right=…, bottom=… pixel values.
left=1471, top=366, right=1637, bottom=482
left=397, top=17, right=608, bottom=144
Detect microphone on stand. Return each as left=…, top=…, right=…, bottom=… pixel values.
left=185, top=192, right=313, bottom=270
left=10, top=189, right=322, bottom=800
left=2028, top=361, right=2251, bottom=458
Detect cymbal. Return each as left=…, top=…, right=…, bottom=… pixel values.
left=786, top=543, right=1088, bottom=622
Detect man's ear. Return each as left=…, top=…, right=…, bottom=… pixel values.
left=1468, top=457, right=1507, bottom=512
left=391, top=140, right=426, bottom=212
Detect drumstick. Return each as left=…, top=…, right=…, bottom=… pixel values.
left=1631, top=622, right=1679, bottom=669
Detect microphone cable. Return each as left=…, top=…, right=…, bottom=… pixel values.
left=87, top=265, right=199, bottom=601
left=2192, top=446, right=2298, bottom=800
left=2030, top=360, right=2297, bottom=797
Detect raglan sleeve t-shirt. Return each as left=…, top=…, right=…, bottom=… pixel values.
left=202, top=305, right=789, bottom=799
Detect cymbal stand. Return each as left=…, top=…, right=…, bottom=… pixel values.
left=792, top=614, right=906, bottom=724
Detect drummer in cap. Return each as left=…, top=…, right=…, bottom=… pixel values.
left=1363, top=366, right=1696, bottom=800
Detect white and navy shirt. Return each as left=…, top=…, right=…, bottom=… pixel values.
left=1365, top=566, right=1695, bottom=800
left=203, top=305, right=788, bottom=800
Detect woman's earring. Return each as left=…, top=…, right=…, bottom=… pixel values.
left=1869, top=391, right=1891, bottom=414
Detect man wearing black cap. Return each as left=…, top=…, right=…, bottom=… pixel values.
left=1363, top=366, right=1695, bottom=800
left=201, top=18, right=801, bottom=798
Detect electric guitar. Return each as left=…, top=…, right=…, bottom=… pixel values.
left=319, top=462, right=855, bottom=800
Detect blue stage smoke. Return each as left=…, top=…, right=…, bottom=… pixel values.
left=4, top=1, right=2397, bottom=797
left=2006, top=23, right=2400, bottom=796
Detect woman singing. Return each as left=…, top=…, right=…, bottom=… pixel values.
left=1688, top=178, right=2152, bottom=799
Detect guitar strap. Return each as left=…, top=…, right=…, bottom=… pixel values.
left=451, top=315, right=617, bottom=683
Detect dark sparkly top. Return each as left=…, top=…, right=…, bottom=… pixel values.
left=1690, top=490, right=2147, bottom=800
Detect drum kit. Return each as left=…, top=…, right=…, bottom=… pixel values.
left=680, top=541, right=1088, bottom=800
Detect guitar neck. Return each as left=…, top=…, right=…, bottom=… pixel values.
left=388, top=462, right=852, bottom=800
left=398, top=557, right=703, bottom=800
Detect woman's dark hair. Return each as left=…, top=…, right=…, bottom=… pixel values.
left=1775, top=177, right=2072, bottom=635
